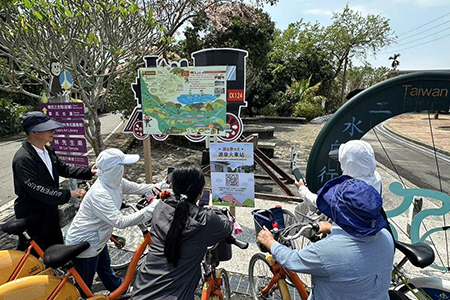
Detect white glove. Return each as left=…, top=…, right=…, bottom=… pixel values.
left=157, top=180, right=171, bottom=190
left=143, top=198, right=160, bottom=220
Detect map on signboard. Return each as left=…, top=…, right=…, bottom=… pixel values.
left=140, top=66, right=227, bottom=136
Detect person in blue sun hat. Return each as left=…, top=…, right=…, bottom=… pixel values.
left=258, top=175, right=394, bottom=300
left=316, top=175, right=388, bottom=237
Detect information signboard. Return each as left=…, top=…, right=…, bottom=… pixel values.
left=210, top=142, right=255, bottom=207
left=141, top=66, right=227, bottom=136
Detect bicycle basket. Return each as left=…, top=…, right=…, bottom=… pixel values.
left=294, top=202, right=317, bottom=223
left=252, top=207, right=293, bottom=252
left=211, top=240, right=232, bottom=263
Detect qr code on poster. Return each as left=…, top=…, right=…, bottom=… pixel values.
left=225, top=174, right=239, bottom=187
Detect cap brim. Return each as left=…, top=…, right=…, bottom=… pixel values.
left=120, top=154, right=140, bottom=164
left=30, top=120, right=65, bottom=132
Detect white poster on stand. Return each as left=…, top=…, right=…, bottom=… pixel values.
left=210, top=143, right=255, bottom=207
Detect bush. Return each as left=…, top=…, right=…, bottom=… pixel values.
left=261, top=103, right=278, bottom=116
left=0, top=98, right=27, bottom=136
left=293, top=101, right=324, bottom=121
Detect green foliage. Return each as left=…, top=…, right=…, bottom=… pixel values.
left=282, top=78, right=326, bottom=119
left=293, top=100, right=324, bottom=121
left=106, top=65, right=140, bottom=119
left=0, top=98, right=28, bottom=136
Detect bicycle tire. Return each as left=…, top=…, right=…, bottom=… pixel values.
left=218, top=269, right=231, bottom=300
left=249, top=253, right=295, bottom=300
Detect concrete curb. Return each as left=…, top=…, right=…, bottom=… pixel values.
left=383, top=122, right=450, bottom=157
left=242, top=116, right=307, bottom=124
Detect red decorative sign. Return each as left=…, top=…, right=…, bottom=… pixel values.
left=227, top=89, right=244, bottom=102
left=133, top=120, right=148, bottom=140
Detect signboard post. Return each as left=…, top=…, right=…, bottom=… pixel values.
left=42, top=68, right=88, bottom=205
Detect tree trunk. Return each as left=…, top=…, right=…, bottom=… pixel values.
left=84, top=102, right=104, bottom=157
left=340, top=57, right=349, bottom=106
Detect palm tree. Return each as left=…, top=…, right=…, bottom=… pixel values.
left=389, top=53, right=401, bottom=70
left=288, top=77, right=327, bottom=108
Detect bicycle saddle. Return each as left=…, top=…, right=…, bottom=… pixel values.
left=395, top=241, right=435, bottom=268
left=1, top=216, right=39, bottom=235
left=1, top=219, right=28, bottom=235
left=44, top=242, right=90, bottom=269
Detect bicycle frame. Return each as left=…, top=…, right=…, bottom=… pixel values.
left=0, top=230, right=55, bottom=285
left=391, top=255, right=450, bottom=300
left=46, top=225, right=151, bottom=300
left=201, top=270, right=224, bottom=300
left=262, top=254, right=309, bottom=300
left=7, top=238, right=45, bottom=281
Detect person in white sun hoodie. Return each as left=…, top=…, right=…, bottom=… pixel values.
left=65, top=148, right=165, bottom=294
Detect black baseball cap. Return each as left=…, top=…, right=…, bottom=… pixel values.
left=22, top=111, right=65, bottom=132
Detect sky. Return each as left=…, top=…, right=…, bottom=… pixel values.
left=262, top=0, right=450, bottom=70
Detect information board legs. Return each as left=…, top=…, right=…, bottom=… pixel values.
left=143, top=137, right=153, bottom=184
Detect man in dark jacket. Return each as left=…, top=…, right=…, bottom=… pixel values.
left=12, top=111, right=96, bottom=252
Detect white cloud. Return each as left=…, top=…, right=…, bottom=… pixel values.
left=348, top=4, right=376, bottom=15
left=304, top=8, right=333, bottom=17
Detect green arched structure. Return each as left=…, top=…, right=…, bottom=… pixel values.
left=306, top=71, right=450, bottom=192
left=305, top=72, right=450, bottom=270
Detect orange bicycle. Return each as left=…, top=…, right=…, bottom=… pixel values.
left=249, top=223, right=319, bottom=300
left=0, top=201, right=153, bottom=300
left=0, top=217, right=55, bottom=284
left=201, top=236, right=248, bottom=300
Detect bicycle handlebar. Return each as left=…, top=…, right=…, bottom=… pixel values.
left=277, top=222, right=320, bottom=242
left=226, top=236, right=249, bottom=250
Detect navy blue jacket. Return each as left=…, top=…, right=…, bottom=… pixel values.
left=12, top=141, right=93, bottom=251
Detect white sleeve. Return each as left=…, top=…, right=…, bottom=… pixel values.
left=121, top=178, right=154, bottom=195
left=121, top=179, right=170, bottom=195
left=298, top=185, right=318, bottom=207
left=90, top=193, right=159, bottom=229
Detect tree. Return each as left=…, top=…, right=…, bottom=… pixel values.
left=0, top=0, right=160, bottom=155
left=174, top=3, right=276, bottom=116
left=339, top=65, right=390, bottom=97
left=389, top=53, right=400, bottom=70
left=322, top=5, right=395, bottom=105
left=0, top=0, right=277, bottom=155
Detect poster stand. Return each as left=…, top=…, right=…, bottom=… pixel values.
left=203, top=134, right=301, bottom=203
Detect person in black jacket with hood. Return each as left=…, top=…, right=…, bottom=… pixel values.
left=12, top=111, right=96, bottom=253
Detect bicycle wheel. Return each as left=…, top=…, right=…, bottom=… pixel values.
left=219, top=269, right=231, bottom=300
left=398, top=282, right=450, bottom=299
left=291, top=235, right=312, bottom=290
left=249, top=253, right=293, bottom=300
left=107, top=206, right=148, bottom=270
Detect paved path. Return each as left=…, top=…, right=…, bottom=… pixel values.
left=364, top=126, right=450, bottom=194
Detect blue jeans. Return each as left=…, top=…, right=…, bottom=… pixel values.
left=75, top=246, right=123, bottom=296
